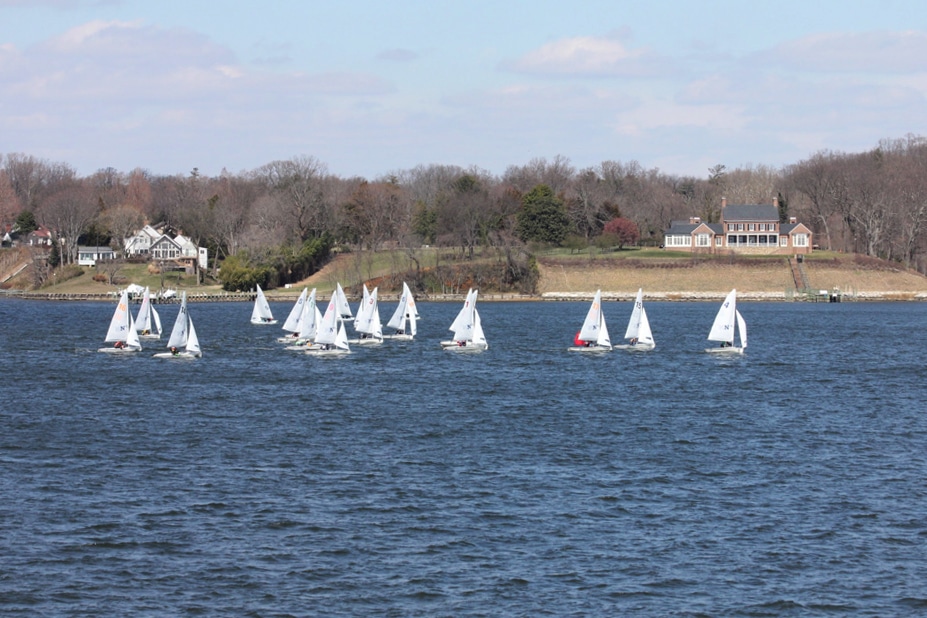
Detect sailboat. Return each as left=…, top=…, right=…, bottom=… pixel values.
left=98, top=290, right=142, bottom=353
left=250, top=284, right=277, bottom=325
left=568, top=289, right=612, bottom=352
left=614, top=288, right=655, bottom=351
left=350, top=284, right=383, bottom=344
left=135, top=286, right=162, bottom=339
left=153, top=291, right=202, bottom=359
left=441, top=288, right=488, bottom=352
left=384, top=281, right=418, bottom=340
left=286, top=289, right=323, bottom=350
left=277, top=287, right=308, bottom=342
left=334, top=282, right=354, bottom=322
left=305, top=294, right=351, bottom=356
left=706, top=289, right=747, bottom=354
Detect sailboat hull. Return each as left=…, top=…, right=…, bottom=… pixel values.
left=614, top=342, right=655, bottom=351
left=568, top=344, right=611, bottom=352
left=705, top=346, right=744, bottom=355
left=441, top=340, right=487, bottom=352
left=153, top=351, right=200, bottom=359
left=382, top=333, right=414, bottom=341
left=250, top=318, right=278, bottom=325
left=98, top=346, right=141, bottom=354
left=304, top=347, right=350, bottom=356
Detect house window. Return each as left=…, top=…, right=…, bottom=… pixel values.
left=769, top=223, right=776, bottom=231
left=780, top=237, right=788, bottom=247
left=727, top=224, right=735, bottom=232
left=727, top=234, right=737, bottom=245
left=748, top=223, right=755, bottom=231
left=715, top=236, right=722, bottom=246
left=696, top=234, right=710, bottom=247
left=794, top=233, right=808, bottom=247
left=737, top=223, right=744, bottom=231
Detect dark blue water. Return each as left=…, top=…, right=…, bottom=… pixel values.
left=1, top=297, right=926, bottom=616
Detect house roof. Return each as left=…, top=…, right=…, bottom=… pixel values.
left=666, top=221, right=724, bottom=235
left=780, top=222, right=812, bottom=234
left=722, top=204, right=778, bottom=221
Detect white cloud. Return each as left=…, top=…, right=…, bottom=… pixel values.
left=766, top=30, right=927, bottom=74
left=506, top=34, right=668, bottom=77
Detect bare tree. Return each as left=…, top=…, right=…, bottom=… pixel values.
left=35, top=180, right=100, bottom=265
left=258, top=156, right=330, bottom=242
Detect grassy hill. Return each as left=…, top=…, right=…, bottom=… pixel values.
left=4, top=246, right=927, bottom=300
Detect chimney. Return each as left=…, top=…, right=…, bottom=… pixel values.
left=689, top=216, right=701, bottom=224
left=721, top=197, right=727, bottom=209
left=773, top=196, right=779, bottom=208
left=789, top=216, right=797, bottom=224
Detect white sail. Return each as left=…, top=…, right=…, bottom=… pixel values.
left=186, top=316, right=201, bottom=356
left=637, top=306, right=655, bottom=347
left=736, top=309, right=747, bottom=349
left=708, top=289, right=737, bottom=344
left=250, top=284, right=276, bottom=324
left=355, top=286, right=382, bottom=339
left=125, top=313, right=141, bottom=349
left=623, top=288, right=644, bottom=340
left=166, top=291, right=189, bottom=349
left=135, top=287, right=161, bottom=338
left=333, top=320, right=350, bottom=351
left=472, top=308, right=487, bottom=347
left=571, top=289, right=611, bottom=350
left=334, top=283, right=353, bottom=320
left=448, top=289, right=476, bottom=341
left=281, top=287, right=308, bottom=333
left=387, top=282, right=418, bottom=337
left=105, top=290, right=134, bottom=343
left=314, top=297, right=340, bottom=345
left=297, top=289, right=320, bottom=340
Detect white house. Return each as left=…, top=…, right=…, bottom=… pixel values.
left=123, top=225, right=162, bottom=257
left=78, top=246, right=117, bottom=266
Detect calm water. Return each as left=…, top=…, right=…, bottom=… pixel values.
left=1, top=297, right=926, bottom=616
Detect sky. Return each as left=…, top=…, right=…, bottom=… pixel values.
left=1, top=0, right=926, bottom=180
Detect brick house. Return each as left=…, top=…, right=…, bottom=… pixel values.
left=663, top=198, right=813, bottom=255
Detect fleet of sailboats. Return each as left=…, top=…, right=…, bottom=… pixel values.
left=93, top=282, right=753, bottom=359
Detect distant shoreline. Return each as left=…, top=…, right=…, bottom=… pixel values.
left=3, top=289, right=926, bottom=303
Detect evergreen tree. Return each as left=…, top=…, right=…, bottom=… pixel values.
left=515, top=184, right=570, bottom=245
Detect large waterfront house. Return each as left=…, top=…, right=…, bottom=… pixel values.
left=663, top=198, right=813, bottom=255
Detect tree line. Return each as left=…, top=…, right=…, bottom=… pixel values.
left=2, top=134, right=927, bottom=290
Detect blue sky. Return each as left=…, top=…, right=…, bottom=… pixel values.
left=1, top=0, right=926, bottom=180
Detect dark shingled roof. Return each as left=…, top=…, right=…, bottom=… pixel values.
left=722, top=204, right=778, bottom=221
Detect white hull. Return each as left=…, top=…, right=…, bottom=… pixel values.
left=706, top=346, right=744, bottom=355
left=139, top=333, right=161, bottom=340
left=614, top=342, right=655, bottom=351
left=98, top=346, right=141, bottom=354
left=383, top=333, right=414, bottom=341
left=304, top=347, right=350, bottom=356
left=251, top=318, right=278, bottom=325
left=348, top=337, right=383, bottom=345
left=153, top=351, right=200, bottom=359
left=568, top=344, right=611, bottom=352
left=441, top=340, right=488, bottom=352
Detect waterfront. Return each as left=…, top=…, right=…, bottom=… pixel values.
left=1, top=299, right=926, bottom=615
